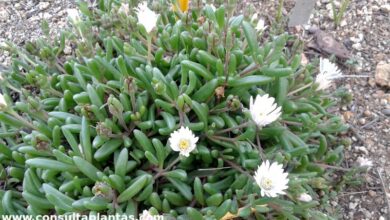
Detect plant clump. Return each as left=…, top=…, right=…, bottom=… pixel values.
left=0, top=0, right=362, bottom=219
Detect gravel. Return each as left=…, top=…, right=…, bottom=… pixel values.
left=244, top=0, right=390, bottom=218
left=307, top=0, right=390, bottom=219
left=0, top=0, right=77, bottom=65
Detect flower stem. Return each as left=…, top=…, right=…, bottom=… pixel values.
left=215, top=122, right=250, bottom=134
left=287, top=82, right=313, bottom=97
left=223, top=158, right=253, bottom=179
left=210, top=107, right=229, bottom=114
left=256, top=126, right=266, bottom=161
left=256, top=132, right=266, bottom=161
left=8, top=110, right=37, bottom=130
left=154, top=157, right=181, bottom=180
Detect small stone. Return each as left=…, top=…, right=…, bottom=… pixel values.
left=15, top=3, right=21, bottom=9
left=375, top=62, right=390, bottom=88
left=355, top=146, right=369, bottom=155
left=380, top=99, right=388, bottom=106
left=42, top=12, right=52, bottom=19
left=381, top=4, right=390, bottom=13
left=373, top=90, right=385, bottom=98
left=382, top=109, right=390, bottom=116
left=39, top=2, right=50, bottom=10
left=358, top=118, right=366, bottom=125
left=372, top=5, right=380, bottom=12
left=343, top=111, right=354, bottom=121
left=368, top=190, right=376, bottom=197
left=339, top=19, right=347, bottom=27
left=363, top=110, right=372, bottom=117
left=0, top=9, right=9, bottom=22
left=352, top=43, right=362, bottom=51
left=349, top=202, right=358, bottom=209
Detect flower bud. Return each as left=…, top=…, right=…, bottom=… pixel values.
left=96, top=122, right=112, bottom=137
left=92, top=182, right=114, bottom=201
left=108, top=95, right=124, bottom=117
left=123, top=77, right=137, bottom=94
left=227, top=95, right=241, bottom=111
left=297, top=193, right=312, bottom=202
left=152, top=79, right=166, bottom=95
left=215, top=86, right=225, bottom=99
left=0, top=93, right=8, bottom=111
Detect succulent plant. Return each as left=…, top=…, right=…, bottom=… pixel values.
left=0, top=0, right=358, bottom=219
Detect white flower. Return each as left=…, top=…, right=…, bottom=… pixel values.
left=315, top=58, right=343, bottom=90
left=66, top=9, right=81, bottom=23
left=0, top=93, right=7, bottom=111
left=249, top=94, right=282, bottom=127
left=255, top=18, right=268, bottom=32
left=136, top=2, right=158, bottom=33
left=251, top=13, right=258, bottom=22
left=357, top=157, right=373, bottom=168
left=168, top=127, right=199, bottom=157
left=297, top=193, right=312, bottom=202
left=140, top=210, right=154, bottom=220
left=254, top=160, right=289, bottom=197
left=118, top=3, right=129, bottom=15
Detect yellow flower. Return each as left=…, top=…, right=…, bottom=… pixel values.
left=179, top=0, right=189, bottom=12
left=173, top=0, right=190, bottom=12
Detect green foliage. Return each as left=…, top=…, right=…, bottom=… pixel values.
left=331, top=0, right=351, bottom=28
left=0, top=0, right=361, bottom=219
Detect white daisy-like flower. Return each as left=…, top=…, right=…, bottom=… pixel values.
left=0, top=93, right=7, bottom=111
left=168, top=127, right=199, bottom=157
left=249, top=94, right=282, bottom=127
left=136, top=2, right=158, bottom=33
left=315, top=58, right=343, bottom=90
left=254, top=160, right=289, bottom=197
left=139, top=210, right=154, bottom=220
left=255, top=18, right=268, bottom=32
left=118, top=3, right=130, bottom=15
left=297, top=193, right=312, bottom=202
left=66, top=9, right=81, bottom=24
left=357, top=157, right=373, bottom=168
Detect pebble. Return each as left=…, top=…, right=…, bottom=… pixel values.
left=349, top=202, right=358, bottom=209
left=380, top=4, right=390, bottom=13
left=363, top=110, right=372, bottom=117
left=375, top=62, right=390, bottom=88
left=39, top=2, right=50, bottom=10
left=355, top=146, right=369, bottom=155
left=368, top=190, right=377, bottom=197
left=0, top=9, right=9, bottom=22
left=382, top=109, right=390, bottom=116
left=352, top=43, right=363, bottom=51
left=358, top=118, right=366, bottom=125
